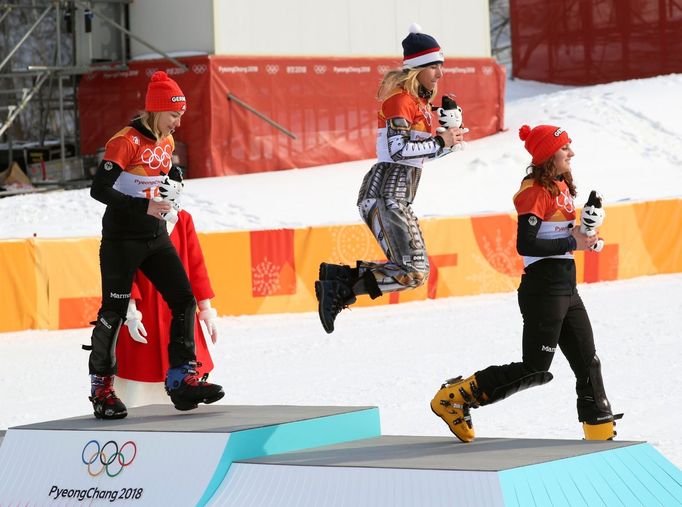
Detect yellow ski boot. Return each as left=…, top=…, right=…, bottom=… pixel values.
left=430, top=374, right=484, bottom=443
left=583, top=413, right=623, bottom=440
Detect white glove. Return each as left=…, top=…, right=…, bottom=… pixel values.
left=198, top=299, right=218, bottom=344
left=124, top=299, right=148, bottom=344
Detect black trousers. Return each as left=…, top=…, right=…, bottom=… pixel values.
left=88, top=235, right=196, bottom=375
left=476, top=291, right=595, bottom=400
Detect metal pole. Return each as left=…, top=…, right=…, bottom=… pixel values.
left=0, top=6, right=13, bottom=26
left=0, top=5, right=53, bottom=73
left=72, top=0, right=188, bottom=71
left=120, top=1, right=127, bottom=67
left=227, top=93, right=297, bottom=140
left=56, top=1, right=66, bottom=169
left=0, top=72, right=49, bottom=138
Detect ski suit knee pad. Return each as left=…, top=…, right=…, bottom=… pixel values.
left=87, top=311, right=123, bottom=375
left=487, top=370, right=554, bottom=404
left=168, top=298, right=197, bottom=367
left=576, top=354, right=613, bottom=424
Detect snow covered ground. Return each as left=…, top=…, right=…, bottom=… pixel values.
left=1, top=76, right=681, bottom=468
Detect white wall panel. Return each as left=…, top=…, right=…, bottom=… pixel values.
left=129, top=0, right=214, bottom=58
left=215, top=0, right=490, bottom=57
left=128, top=0, right=490, bottom=59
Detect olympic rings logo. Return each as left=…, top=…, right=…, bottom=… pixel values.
left=556, top=188, right=575, bottom=213
left=141, top=145, right=172, bottom=170
left=82, top=440, right=137, bottom=477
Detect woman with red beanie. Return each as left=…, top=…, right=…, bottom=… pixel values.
left=315, top=23, right=466, bottom=333
left=86, top=70, right=223, bottom=419
left=430, top=124, right=620, bottom=442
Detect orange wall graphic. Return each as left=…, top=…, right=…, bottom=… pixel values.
left=2, top=198, right=681, bottom=333
left=250, top=229, right=296, bottom=297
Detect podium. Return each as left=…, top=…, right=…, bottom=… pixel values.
left=0, top=405, right=680, bottom=506
left=215, top=435, right=682, bottom=506
left=0, top=404, right=380, bottom=505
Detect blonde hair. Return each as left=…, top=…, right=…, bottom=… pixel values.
left=377, top=67, right=437, bottom=104
left=137, top=111, right=164, bottom=142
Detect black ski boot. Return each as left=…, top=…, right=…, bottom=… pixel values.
left=319, top=262, right=358, bottom=285
left=89, top=375, right=127, bottom=420
left=314, top=279, right=356, bottom=334
left=165, top=361, right=225, bottom=411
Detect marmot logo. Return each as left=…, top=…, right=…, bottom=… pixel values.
left=171, top=96, right=186, bottom=102
left=541, top=345, right=556, bottom=353
left=109, top=291, right=130, bottom=299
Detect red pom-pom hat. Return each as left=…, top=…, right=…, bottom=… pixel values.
left=519, top=124, right=571, bottom=165
left=145, top=71, right=186, bottom=112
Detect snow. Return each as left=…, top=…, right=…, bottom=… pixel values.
left=1, top=75, right=681, bottom=469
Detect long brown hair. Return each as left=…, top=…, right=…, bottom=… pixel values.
left=526, top=157, right=576, bottom=197
left=377, top=67, right=437, bottom=104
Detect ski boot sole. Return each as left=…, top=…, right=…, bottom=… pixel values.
left=92, top=408, right=128, bottom=420
left=171, top=389, right=226, bottom=412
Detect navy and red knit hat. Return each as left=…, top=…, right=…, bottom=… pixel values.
left=402, top=23, right=444, bottom=69
left=145, top=71, right=186, bottom=112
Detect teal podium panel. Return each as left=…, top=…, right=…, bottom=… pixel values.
left=209, top=436, right=682, bottom=507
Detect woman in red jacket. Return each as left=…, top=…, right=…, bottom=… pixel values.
left=430, top=124, right=619, bottom=442
left=115, top=209, right=219, bottom=406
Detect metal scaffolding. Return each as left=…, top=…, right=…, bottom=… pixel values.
left=0, top=0, right=185, bottom=183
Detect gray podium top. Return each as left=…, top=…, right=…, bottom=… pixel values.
left=237, top=434, right=642, bottom=471
left=8, top=404, right=376, bottom=434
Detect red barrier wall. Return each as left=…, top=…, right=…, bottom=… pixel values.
left=78, top=55, right=506, bottom=178
left=510, top=0, right=682, bottom=85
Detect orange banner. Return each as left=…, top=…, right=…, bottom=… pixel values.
left=2, top=198, right=681, bottom=332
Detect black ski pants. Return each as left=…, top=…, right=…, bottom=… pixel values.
left=475, top=291, right=595, bottom=400
left=88, top=234, right=196, bottom=375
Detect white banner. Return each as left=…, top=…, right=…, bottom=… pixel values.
left=0, top=429, right=229, bottom=505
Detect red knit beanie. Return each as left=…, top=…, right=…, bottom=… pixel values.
left=145, top=71, right=186, bottom=112
left=518, top=124, right=571, bottom=165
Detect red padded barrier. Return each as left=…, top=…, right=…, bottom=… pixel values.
left=79, top=55, right=506, bottom=177
left=510, top=0, right=682, bottom=84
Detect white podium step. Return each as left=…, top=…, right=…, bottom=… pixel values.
left=212, top=435, right=682, bottom=507
left=0, top=404, right=380, bottom=505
